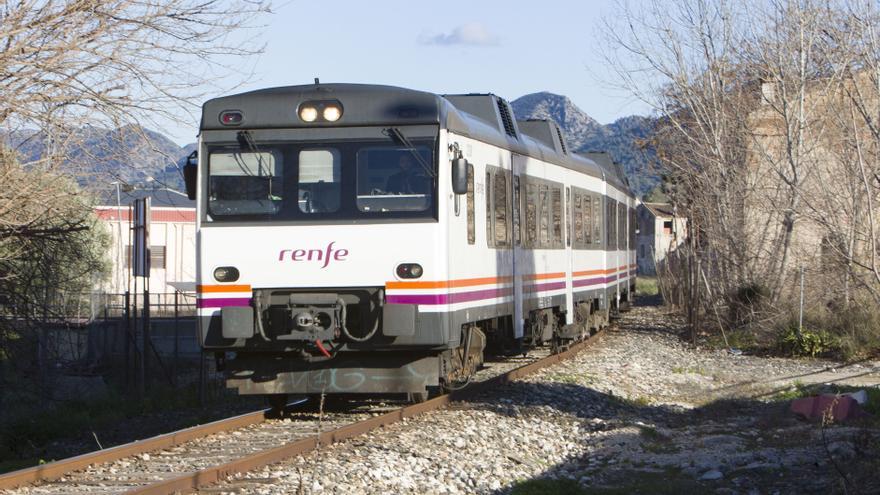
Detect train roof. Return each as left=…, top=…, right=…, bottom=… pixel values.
left=200, top=83, right=633, bottom=197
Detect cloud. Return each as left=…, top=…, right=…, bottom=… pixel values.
left=419, top=22, right=499, bottom=46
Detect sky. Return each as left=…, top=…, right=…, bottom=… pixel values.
left=165, top=0, right=650, bottom=145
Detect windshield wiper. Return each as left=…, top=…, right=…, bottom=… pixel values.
left=384, top=127, right=436, bottom=178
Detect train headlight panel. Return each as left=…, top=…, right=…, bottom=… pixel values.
left=396, top=263, right=423, bottom=279
left=298, top=106, right=318, bottom=122
left=298, top=100, right=343, bottom=123
left=213, top=266, right=240, bottom=282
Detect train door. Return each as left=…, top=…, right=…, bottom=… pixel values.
left=511, top=153, right=525, bottom=339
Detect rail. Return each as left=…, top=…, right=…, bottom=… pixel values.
left=0, top=331, right=605, bottom=494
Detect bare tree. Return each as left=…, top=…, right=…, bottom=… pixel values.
left=601, top=0, right=880, bottom=345
left=0, top=0, right=272, bottom=405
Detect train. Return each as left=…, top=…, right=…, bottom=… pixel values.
left=183, top=83, right=637, bottom=406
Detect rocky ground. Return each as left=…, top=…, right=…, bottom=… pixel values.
left=195, top=303, right=880, bottom=493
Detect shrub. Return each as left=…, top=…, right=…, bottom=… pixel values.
left=776, top=325, right=838, bottom=358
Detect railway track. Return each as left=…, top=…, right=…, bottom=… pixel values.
left=0, top=332, right=604, bottom=495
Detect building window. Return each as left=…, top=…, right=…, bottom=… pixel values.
left=125, top=245, right=166, bottom=270
left=663, top=220, right=673, bottom=235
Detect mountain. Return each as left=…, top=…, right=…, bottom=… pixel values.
left=510, top=92, right=603, bottom=150
left=511, top=92, right=660, bottom=198
left=3, top=93, right=662, bottom=199
left=3, top=125, right=194, bottom=195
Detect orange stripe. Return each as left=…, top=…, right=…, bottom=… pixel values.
left=386, top=276, right=513, bottom=290
left=522, top=272, right=566, bottom=281
left=572, top=269, right=611, bottom=277
left=197, top=284, right=252, bottom=293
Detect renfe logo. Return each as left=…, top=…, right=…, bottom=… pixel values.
left=278, top=242, right=349, bottom=269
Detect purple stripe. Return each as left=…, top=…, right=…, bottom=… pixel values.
left=573, top=276, right=613, bottom=288
left=523, top=281, right=567, bottom=293
left=387, top=287, right=513, bottom=305
left=197, top=297, right=251, bottom=308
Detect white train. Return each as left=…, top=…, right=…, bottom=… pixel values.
left=183, top=83, right=636, bottom=404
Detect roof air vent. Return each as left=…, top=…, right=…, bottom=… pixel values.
left=496, top=99, right=517, bottom=138
left=554, top=123, right=568, bottom=155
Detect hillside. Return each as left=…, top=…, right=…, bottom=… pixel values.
left=511, top=92, right=660, bottom=197
left=2, top=92, right=662, bottom=200
left=2, top=125, right=192, bottom=195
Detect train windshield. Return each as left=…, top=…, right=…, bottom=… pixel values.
left=205, top=136, right=437, bottom=222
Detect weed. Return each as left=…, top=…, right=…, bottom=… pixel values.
left=777, top=326, right=838, bottom=358
left=671, top=365, right=707, bottom=376
left=636, top=277, right=659, bottom=297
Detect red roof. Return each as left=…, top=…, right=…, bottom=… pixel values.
left=95, top=207, right=195, bottom=223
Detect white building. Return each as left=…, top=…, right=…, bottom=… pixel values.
left=636, top=202, right=687, bottom=276
left=95, top=188, right=196, bottom=295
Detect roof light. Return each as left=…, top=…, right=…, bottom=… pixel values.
left=219, top=110, right=243, bottom=126
left=299, top=106, right=318, bottom=122
left=323, top=105, right=342, bottom=122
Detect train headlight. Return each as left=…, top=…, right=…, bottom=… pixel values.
left=323, top=105, right=342, bottom=122
left=298, top=105, right=318, bottom=122
left=396, top=263, right=423, bottom=279
left=213, top=266, right=240, bottom=282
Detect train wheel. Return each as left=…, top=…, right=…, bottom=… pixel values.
left=266, top=394, right=288, bottom=413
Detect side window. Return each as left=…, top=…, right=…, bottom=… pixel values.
left=574, top=193, right=584, bottom=246
left=513, top=176, right=521, bottom=246
left=526, top=183, right=538, bottom=246
left=551, top=187, right=562, bottom=246
left=565, top=187, right=571, bottom=247
left=618, top=202, right=626, bottom=249
left=606, top=198, right=616, bottom=250
left=592, top=196, right=602, bottom=246
left=466, top=164, right=475, bottom=245
left=494, top=171, right=509, bottom=247
left=486, top=171, right=492, bottom=246
left=538, top=184, right=550, bottom=246
left=630, top=207, right=637, bottom=247
left=584, top=193, right=593, bottom=245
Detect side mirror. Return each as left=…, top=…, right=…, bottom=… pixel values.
left=183, top=151, right=197, bottom=200
left=451, top=157, right=468, bottom=195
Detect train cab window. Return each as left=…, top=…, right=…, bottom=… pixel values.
left=466, top=164, right=475, bottom=245
left=208, top=150, right=283, bottom=217
left=551, top=187, right=562, bottom=245
left=356, top=147, right=433, bottom=212
left=298, top=149, right=341, bottom=213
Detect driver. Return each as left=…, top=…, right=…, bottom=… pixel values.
left=386, top=154, right=421, bottom=194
